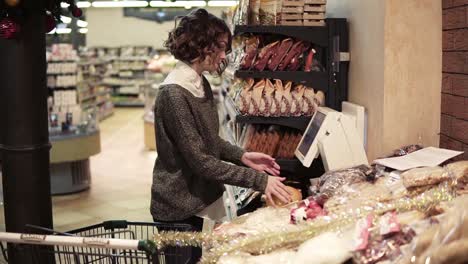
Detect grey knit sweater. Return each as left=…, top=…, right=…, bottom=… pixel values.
left=150, top=78, right=268, bottom=221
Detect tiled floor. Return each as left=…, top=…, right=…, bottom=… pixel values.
left=0, top=108, right=157, bottom=232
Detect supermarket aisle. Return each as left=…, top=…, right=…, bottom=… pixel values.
left=0, top=108, right=156, bottom=232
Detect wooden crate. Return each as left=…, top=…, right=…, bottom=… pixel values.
left=281, top=13, right=303, bottom=20
left=304, top=0, right=326, bottom=4
left=304, top=4, right=326, bottom=12
left=281, top=6, right=304, bottom=13
left=303, top=12, right=325, bottom=20
left=281, top=19, right=304, bottom=26
left=303, top=19, right=326, bottom=26
left=282, top=0, right=304, bottom=6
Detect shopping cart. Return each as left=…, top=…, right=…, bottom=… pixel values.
left=0, top=220, right=193, bottom=264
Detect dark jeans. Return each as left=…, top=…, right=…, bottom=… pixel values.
left=153, top=216, right=204, bottom=264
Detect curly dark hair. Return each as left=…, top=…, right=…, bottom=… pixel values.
left=164, top=9, right=232, bottom=63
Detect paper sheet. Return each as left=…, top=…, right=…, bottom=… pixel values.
left=373, top=147, right=463, bottom=171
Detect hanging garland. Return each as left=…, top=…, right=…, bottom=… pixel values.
left=0, top=0, right=83, bottom=39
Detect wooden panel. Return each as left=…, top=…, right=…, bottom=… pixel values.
left=303, top=12, right=326, bottom=19
left=304, top=0, right=326, bottom=4
left=282, top=0, right=304, bottom=6
left=303, top=20, right=326, bottom=26
left=281, top=14, right=303, bottom=20
left=50, top=131, right=101, bottom=163
left=303, top=5, right=326, bottom=12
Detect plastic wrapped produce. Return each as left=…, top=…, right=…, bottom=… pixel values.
left=399, top=195, right=468, bottom=264
left=401, top=166, right=449, bottom=189
left=310, top=164, right=372, bottom=204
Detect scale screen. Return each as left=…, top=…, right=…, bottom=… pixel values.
left=298, top=111, right=326, bottom=156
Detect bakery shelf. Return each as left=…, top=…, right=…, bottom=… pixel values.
left=277, top=158, right=324, bottom=179
left=234, top=25, right=328, bottom=46
left=236, top=115, right=311, bottom=132
left=235, top=70, right=328, bottom=93
left=225, top=96, right=311, bottom=132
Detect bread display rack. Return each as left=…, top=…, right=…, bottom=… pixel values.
left=221, top=19, right=349, bottom=214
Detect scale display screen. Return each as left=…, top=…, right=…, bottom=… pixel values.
left=298, top=111, right=326, bottom=156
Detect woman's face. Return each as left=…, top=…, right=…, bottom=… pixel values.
left=201, top=34, right=229, bottom=74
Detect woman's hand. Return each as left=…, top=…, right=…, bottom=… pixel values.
left=265, top=176, right=292, bottom=206
left=241, top=152, right=281, bottom=176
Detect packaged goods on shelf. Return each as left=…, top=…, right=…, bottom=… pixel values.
left=47, top=44, right=78, bottom=61
left=239, top=35, right=323, bottom=72
left=240, top=124, right=302, bottom=159
left=234, top=78, right=325, bottom=117
left=47, top=62, right=78, bottom=74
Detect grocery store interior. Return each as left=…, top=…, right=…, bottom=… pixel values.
left=0, top=0, right=467, bottom=263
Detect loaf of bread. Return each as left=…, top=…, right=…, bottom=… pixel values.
left=266, top=186, right=302, bottom=207
left=401, top=166, right=449, bottom=188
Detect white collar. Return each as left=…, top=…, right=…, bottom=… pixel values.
left=161, top=61, right=205, bottom=98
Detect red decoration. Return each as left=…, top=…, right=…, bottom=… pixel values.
left=45, top=14, right=56, bottom=33
left=0, top=18, right=20, bottom=39
left=70, top=6, right=82, bottom=18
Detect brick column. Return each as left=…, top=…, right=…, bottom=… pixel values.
left=441, top=0, right=468, bottom=160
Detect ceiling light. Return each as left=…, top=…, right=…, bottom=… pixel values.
left=149, top=1, right=206, bottom=7
left=77, top=20, right=88, bottom=27
left=61, top=1, right=91, bottom=8
left=207, top=0, right=238, bottom=7
left=92, top=1, right=149, bottom=8
left=48, top=28, right=72, bottom=34
left=60, top=16, right=72, bottom=24
left=79, top=28, right=89, bottom=34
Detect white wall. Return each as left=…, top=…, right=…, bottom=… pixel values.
left=327, top=0, right=386, bottom=160
left=86, top=7, right=225, bottom=49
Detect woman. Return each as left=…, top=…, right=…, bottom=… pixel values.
left=151, top=8, right=291, bottom=262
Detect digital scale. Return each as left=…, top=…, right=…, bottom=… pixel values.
left=295, top=102, right=369, bottom=171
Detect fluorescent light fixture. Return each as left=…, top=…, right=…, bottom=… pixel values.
left=150, top=1, right=206, bottom=7
left=207, top=0, right=238, bottom=7
left=77, top=1, right=91, bottom=8
left=92, top=1, right=149, bottom=8
left=77, top=20, right=88, bottom=28
left=48, top=28, right=72, bottom=34
left=79, top=28, right=89, bottom=34
left=61, top=1, right=91, bottom=8
left=60, top=16, right=72, bottom=24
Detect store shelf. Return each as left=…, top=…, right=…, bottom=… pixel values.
left=235, top=70, right=328, bottom=92
left=237, top=115, right=311, bottom=131
left=79, top=94, right=96, bottom=102
left=114, top=101, right=144, bottom=107
left=225, top=96, right=311, bottom=131
left=99, top=111, right=114, bottom=121
left=47, top=72, right=77, bottom=75
left=234, top=25, right=328, bottom=46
